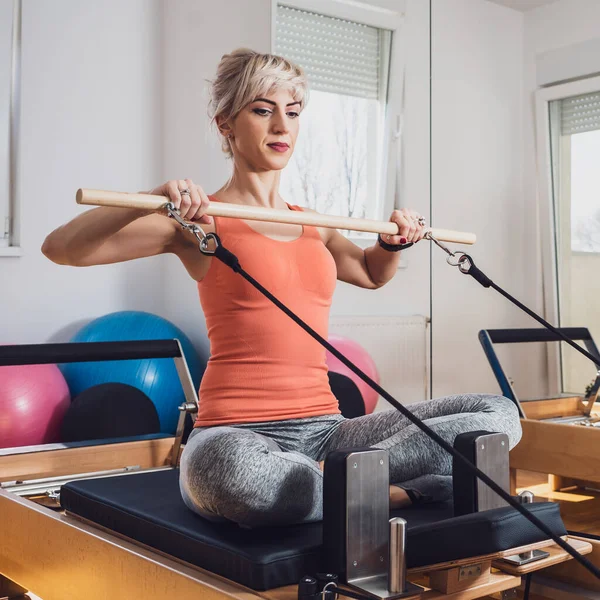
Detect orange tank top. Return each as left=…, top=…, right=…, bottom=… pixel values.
left=194, top=199, right=341, bottom=427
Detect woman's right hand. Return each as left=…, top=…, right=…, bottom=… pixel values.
left=147, top=179, right=213, bottom=225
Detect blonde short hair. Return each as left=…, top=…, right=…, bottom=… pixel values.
left=208, top=48, right=308, bottom=158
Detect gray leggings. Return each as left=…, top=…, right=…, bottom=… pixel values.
left=179, top=394, right=521, bottom=528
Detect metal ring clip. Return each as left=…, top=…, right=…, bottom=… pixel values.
left=446, top=252, right=466, bottom=267
left=198, top=231, right=219, bottom=256
left=457, top=254, right=472, bottom=273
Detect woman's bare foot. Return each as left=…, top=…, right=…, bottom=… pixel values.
left=318, top=463, right=412, bottom=509
left=389, top=485, right=412, bottom=509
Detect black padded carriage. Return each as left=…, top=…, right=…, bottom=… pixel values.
left=61, top=468, right=566, bottom=591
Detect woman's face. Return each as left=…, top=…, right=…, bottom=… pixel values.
left=228, top=88, right=301, bottom=171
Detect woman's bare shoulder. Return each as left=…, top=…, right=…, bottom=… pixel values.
left=294, top=204, right=332, bottom=243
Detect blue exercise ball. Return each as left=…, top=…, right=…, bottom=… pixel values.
left=60, top=311, right=206, bottom=434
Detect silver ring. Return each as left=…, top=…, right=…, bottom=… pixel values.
left=386, top=235, right=391, bottom=241
left=418, top=217, right=426, bottom=226
left=180, top=188, right=191, bottom=196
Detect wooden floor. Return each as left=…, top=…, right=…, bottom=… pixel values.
left=516, top=470, right=600, bottom=536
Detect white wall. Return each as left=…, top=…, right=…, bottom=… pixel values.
left=1, top=0, right=166, bottom=344
left=525, top=0, right=600, bottom=53
left=430, top=0, right=534, bottom=399
left=521, top=0, right=600, bottom=396
left=160, top=0, right=273, bottom=361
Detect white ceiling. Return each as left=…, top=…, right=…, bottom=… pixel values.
left=486, top=0, right=561, bottom=11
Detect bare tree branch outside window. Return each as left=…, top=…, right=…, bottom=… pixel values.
left=570, top=130, right=600, bottom=253
left=573, top=208, right=600, bottom=252
left=279, top=90, right=375, bottom=233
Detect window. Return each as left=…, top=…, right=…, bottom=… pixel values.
left=540, top=83, right=600, bottom=394
left=274, top=3, right=394, bottom=238
left=551, top=92, right=600, bottom=253
left=1, top=0, right=21, bottom=252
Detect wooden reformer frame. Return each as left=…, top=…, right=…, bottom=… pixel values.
left=2, top=200, right=600, bottom=598
left=0, top=435, right=596, bottom=600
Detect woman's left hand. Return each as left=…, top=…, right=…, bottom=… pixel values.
left=384, top=209, right=427, bottom=246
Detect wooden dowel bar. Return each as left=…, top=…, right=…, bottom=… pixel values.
left=77, top=188, right=477, bottom=245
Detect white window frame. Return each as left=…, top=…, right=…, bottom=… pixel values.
left=1, top=0, right=22, bottom=257
left=535, top=74, right=600, bottom=393
left=270, top=0, right=405, bottom=249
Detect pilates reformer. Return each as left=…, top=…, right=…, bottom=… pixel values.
left=1, top=189, right=600, bottom=600
left=0, top=339, right=596, bottom=600
left=480, top=327, right=600, bottom=494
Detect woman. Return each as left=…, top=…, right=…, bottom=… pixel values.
left=42, top=48, right=521, bottom=528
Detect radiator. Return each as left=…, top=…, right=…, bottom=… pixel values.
left=328, top=315, right=429, bottom=411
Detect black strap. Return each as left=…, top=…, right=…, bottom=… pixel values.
left=377, top=234, right=412, bottom=252
left=460, top=254, right=600, bottom=368
left=208, top=236, right=600, bottom=580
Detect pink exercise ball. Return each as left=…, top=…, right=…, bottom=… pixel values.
left=326, top=335, right=380, bottom=414
left=0, top=364, right=71, bottom=449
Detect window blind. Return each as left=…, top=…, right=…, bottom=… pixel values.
left=561, top=91, right=600, bottom=135
left=275, top=4, right=390, bottom=100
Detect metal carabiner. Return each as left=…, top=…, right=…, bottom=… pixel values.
left=426, top=232, right=455, bottom=257
left=426, top=232, right=473, bottom=271
left=165, top=202, right=219, bottom=255
left=426, top=232, right=460, bottom=265
left=165, top=202, right=189, bottom=229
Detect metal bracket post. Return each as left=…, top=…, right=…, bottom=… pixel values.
left=170, top=339, right=200, bottom=466
left=323, top=448, right=422, bottom=599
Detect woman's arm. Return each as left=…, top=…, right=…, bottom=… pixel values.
left=323, top=208, right=426, bottom=289
left=42, top=207, right=177, bottom=266
left=324, top=230, right=385, bottom=289
left=42, top=179, right=213, bottom=267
